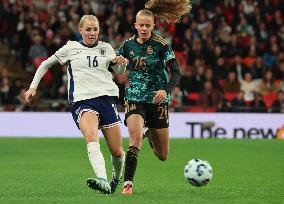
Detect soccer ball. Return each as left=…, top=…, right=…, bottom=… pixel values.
left=184, top=159, right=213, bottom=187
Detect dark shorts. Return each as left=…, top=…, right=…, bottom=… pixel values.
left=124, top=101, right=169, bottom=129
left=71, top=96, right=121, bottom=129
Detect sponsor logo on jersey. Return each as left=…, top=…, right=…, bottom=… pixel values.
left=129, top=50, right=134, bottom=55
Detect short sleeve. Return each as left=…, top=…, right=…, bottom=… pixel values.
left=116, top=41, right=126, bottom=57
left=105, top=43, right=116, bottom=59
left=54, top=41, right=72, bottom=65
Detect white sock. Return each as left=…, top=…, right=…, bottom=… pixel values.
left=87, top=142, right=107, bottom=180
left=111, top=153, right=125, bottom=180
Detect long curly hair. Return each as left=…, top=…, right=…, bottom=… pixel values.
left=145, top=0, right=192, bottom=23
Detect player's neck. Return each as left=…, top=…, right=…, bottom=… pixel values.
left=82, top=40, right=98, bottom=47
left=137, top=36, right=151, bottom=44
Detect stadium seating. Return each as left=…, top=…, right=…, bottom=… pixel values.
left=224, top=92, right=237, bottom=101
left=184, top=106, right=217, bottom=113
left=262, top=93, right=278, bottom=108
left=186, top=92, right=199, bottom=102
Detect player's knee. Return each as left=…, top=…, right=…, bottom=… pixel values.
left=82, top=129, right=97, bottom=142
left=128, top=126, right=142, bottom=137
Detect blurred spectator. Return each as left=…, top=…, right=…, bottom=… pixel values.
left=197, top=81, right=223, bottom=110
left=0, top=66, right=9, bottom=78
left=274, top=60, right=284, bottom=80
left=230, top=55, right=246, bottom=76
left=9, top=78, right=23, bottom=102
left=0, top=77, right=13, bottom=105
left=241, top=0, right=257, bottom=16
left=255, top=22, right=269, bottom=46
left=28, top=32, right=48, bottom=68
left=250, top=56, right=266, bottom=80
left=212, top=56, right=228, bottom=80
left=204, top=68, right=222, bottom=90
left=186, top=65, right=205, bottom=93
left=237, top=16, right=253, bottom=37
left=237, top=64, right=260, bottom=102
left=231, top=90, right=247, bottom=112
left=179, top=68, right=195, bottom=105
left=269, top=90, right=284, bottom=113
left=263, top=41, right=278, bottom=68
left=169, top=86, right=183, bottom=112
left=249, top=92, right=267, bottom=112
left=227, top=34, right=243, bottom=57
left=258, top=69, right=280, bottom=95
left=222, top=71, right=241, bottom=93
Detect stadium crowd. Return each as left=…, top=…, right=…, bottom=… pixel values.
left=0, top=0, right=284, bottom=112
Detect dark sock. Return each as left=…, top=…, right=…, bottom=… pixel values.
left=124, top=146, right=140, bottom=183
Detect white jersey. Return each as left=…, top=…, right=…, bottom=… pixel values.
left=55, top=40, right=118, bottom=103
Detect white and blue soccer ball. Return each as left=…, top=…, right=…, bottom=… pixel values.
left=184, top=159, right=213, bottom=187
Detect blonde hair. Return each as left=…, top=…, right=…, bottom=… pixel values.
left=144, top=0, right=192, bottom=23
left=136, top=9, right=154, bottom=22
left=78, top=15, right=99, bottom=29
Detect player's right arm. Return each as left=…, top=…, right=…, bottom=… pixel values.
left=25, top=41, right=71, bottom=103
left=25, top=55, right=60, bottom=103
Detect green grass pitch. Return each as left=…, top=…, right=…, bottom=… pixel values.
left=0, top=138, right=283, bottom=204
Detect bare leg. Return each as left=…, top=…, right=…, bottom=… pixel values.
left=150, top=128, right=169, bottom=161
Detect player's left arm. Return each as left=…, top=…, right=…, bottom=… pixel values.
left=153, top=59, right=181, bottom=104
left=163, top=59, right=181, bottom=94
left=162, top=43, right=181, bottom=94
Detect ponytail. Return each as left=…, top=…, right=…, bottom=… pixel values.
left=145, top=0, right=192, bottom=23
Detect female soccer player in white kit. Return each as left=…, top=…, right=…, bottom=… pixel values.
left=24, top=15, right=128, bottom=194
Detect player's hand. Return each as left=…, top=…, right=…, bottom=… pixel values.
left=153, top=90, right=167, bottom=104
left=24, top=88, right=37, bottom=103
left=112, top=55, right=128, bottom=65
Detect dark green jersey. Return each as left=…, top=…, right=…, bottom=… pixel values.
left=117, top=33, right=175, bottom=103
